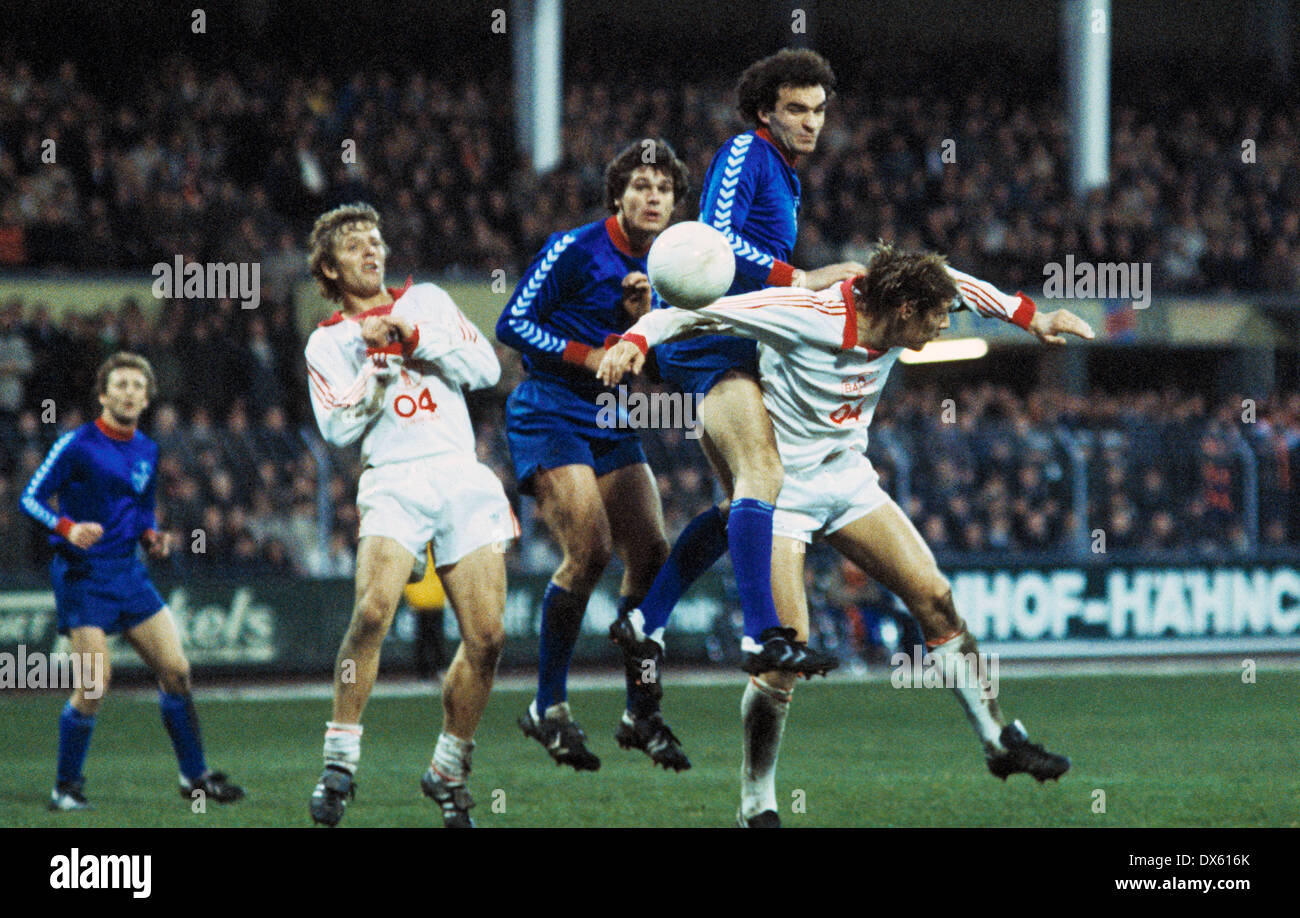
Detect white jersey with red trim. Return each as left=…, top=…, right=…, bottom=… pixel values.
left=304, top=282, right=500, bottom=468
left=625, top=267, right=1034, bottom=472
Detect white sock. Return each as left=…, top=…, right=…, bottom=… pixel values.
left=928, top=631, right=1003, bottom=748
left=432, top=732, right=474, bottom=783
left=740, top=677, right=791, bottom=820
left=324, top=722, right=363, bottom=774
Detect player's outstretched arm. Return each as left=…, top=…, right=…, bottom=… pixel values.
left=792, top=262, right=865, bottom=291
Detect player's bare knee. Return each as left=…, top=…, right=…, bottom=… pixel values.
left=462, top=623, right=505, bottom=670
left=349, top=594, right=392, bottom=644
left=157, top=664, right=191, bottom=695
left=565, top=537, right=612, bottom=593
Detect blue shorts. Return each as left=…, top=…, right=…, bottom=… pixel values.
left=51, top=554, right=166, bottom=636
left=506, top=377, right=647, bottom=494
left=654, top=334, right=759, bottom=399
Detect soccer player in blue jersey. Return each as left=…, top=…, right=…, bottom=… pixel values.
left=21, top=352, right=244, bottom=811
left=614, top=49, right=863, bottom=677
left=498, top=139, right=691, bottom=772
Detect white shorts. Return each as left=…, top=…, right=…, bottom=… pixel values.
left=772, top=450, right=893, bottom=544
left=356, top=455, right=519, bottom=567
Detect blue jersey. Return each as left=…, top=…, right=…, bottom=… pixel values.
left=20, top=418, right=159, bottom=559
left=698, top=128, right=801, bottom=294
left=497, top=215, right=655, bottom=400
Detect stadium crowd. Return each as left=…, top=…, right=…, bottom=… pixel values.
left=3, top=58, right=1300, bottom=293
left=1, top=294, right=1297, bottom=577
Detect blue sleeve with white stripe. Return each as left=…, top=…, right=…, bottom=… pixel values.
left=496, top=230, right=583, bottom=361
left=20, top=430, right=78, bottom=531
left=700, top=133, right=777, bottom=288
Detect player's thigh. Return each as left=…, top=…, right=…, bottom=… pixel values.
left=438, top=543, right=507, bottom=650
left=123, top=607, right=189, bottom=677
left=770, top=535, right=810, bottom=640
left=825, top=501, right=948, bottom=610
left=67, top=626, right=111, bottom=687
left=532, top=463, right=612, bottom=560
left=696, top=429, right=735, bottom=501
left=353, top=535, right=418, bottom=626
left=597, top=462, right=668, bottom=570
left=696, top=372, right=782, bottom=489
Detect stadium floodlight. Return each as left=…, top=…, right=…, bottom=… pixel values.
left=898, top=338, right=989, bottom=364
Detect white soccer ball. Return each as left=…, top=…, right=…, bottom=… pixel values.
left=647, top=221, right=735, bottom=309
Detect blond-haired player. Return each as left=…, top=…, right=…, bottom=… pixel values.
left=304, top=203, right=517, bottom=828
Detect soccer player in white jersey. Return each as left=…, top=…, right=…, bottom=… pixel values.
left=303, top=203, right=517, bottom=828
left=600, top=244, right=1093, bottom=827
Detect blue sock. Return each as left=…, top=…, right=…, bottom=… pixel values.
left=640, top=505, right=729, bottom=634
left=618, top=594, right=660, bottom=719
left=158, top=691, right=207, bottom=782
left=535, top=582, right=587, bottom=713
left=728, top=498, right=782, bottom=640
left=56, top=702, right=96, bottom=786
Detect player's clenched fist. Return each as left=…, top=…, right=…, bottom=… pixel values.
left=1028, top=308, right=1095, bottom=346
left=621, top=272, right=652, bottom=321
left=67, top=522, right=104, bottom=549
left=360, top=315, right=415, bottom=348
left=598, top=339, right=645, bottom=386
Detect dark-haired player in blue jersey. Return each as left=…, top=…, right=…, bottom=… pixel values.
left=613, top=49, right=863, bottom=681
left=21, top=352, right=244, bottom=811
left=498, top=139, right=690, bottom=772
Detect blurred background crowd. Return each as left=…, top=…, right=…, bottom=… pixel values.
left=3, top=57, right=1300, bottom=293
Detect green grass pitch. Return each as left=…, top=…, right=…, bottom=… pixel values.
left=3, top=671, right=1297, bottom=827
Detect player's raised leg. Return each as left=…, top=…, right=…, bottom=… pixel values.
left=736, top=534, right=808, bottom=828
left=419, top=542, right=506, bottom=828
left=49, top=626, right=110, bottom=811
left=517, top=463, right=608, bottom=771
left=826, top=502, right=1070, bottom=781
left=124, top=606, right=245, bottom=803
left=599, top=461, right=689, bottom=770
left=310, top=534, right=414, bottom=825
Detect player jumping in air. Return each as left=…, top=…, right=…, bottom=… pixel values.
left=497, top=140, right=690, bottom=772
left=304, top=203, right=516, bottom=828
left=614, top=49, right=864, bottom=679
left=21, top=353, right=245, bottom=811
left=601, top=244, right=1090, bottom=827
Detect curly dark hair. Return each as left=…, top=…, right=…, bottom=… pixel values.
left=854, top=243, right=958, bottom=320
left=603, top=138, right=691, bottom=213
left=736, top=49, right=837, bottom=125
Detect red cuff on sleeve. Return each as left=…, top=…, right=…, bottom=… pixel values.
left=767, top=260, right=796, bottom=287
left=562, top=340, right=593, bottom=365
left=603, top=333, right=649, bottom=355
left=55, top=517, right=75, bottom=538
left=365, top=341, right=404, bottom=357
left=401, top=326, right=420, bottom=357
left=1011, top=292, right=1037, bottom=330
left=141, top=528, right=157, bottom=545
